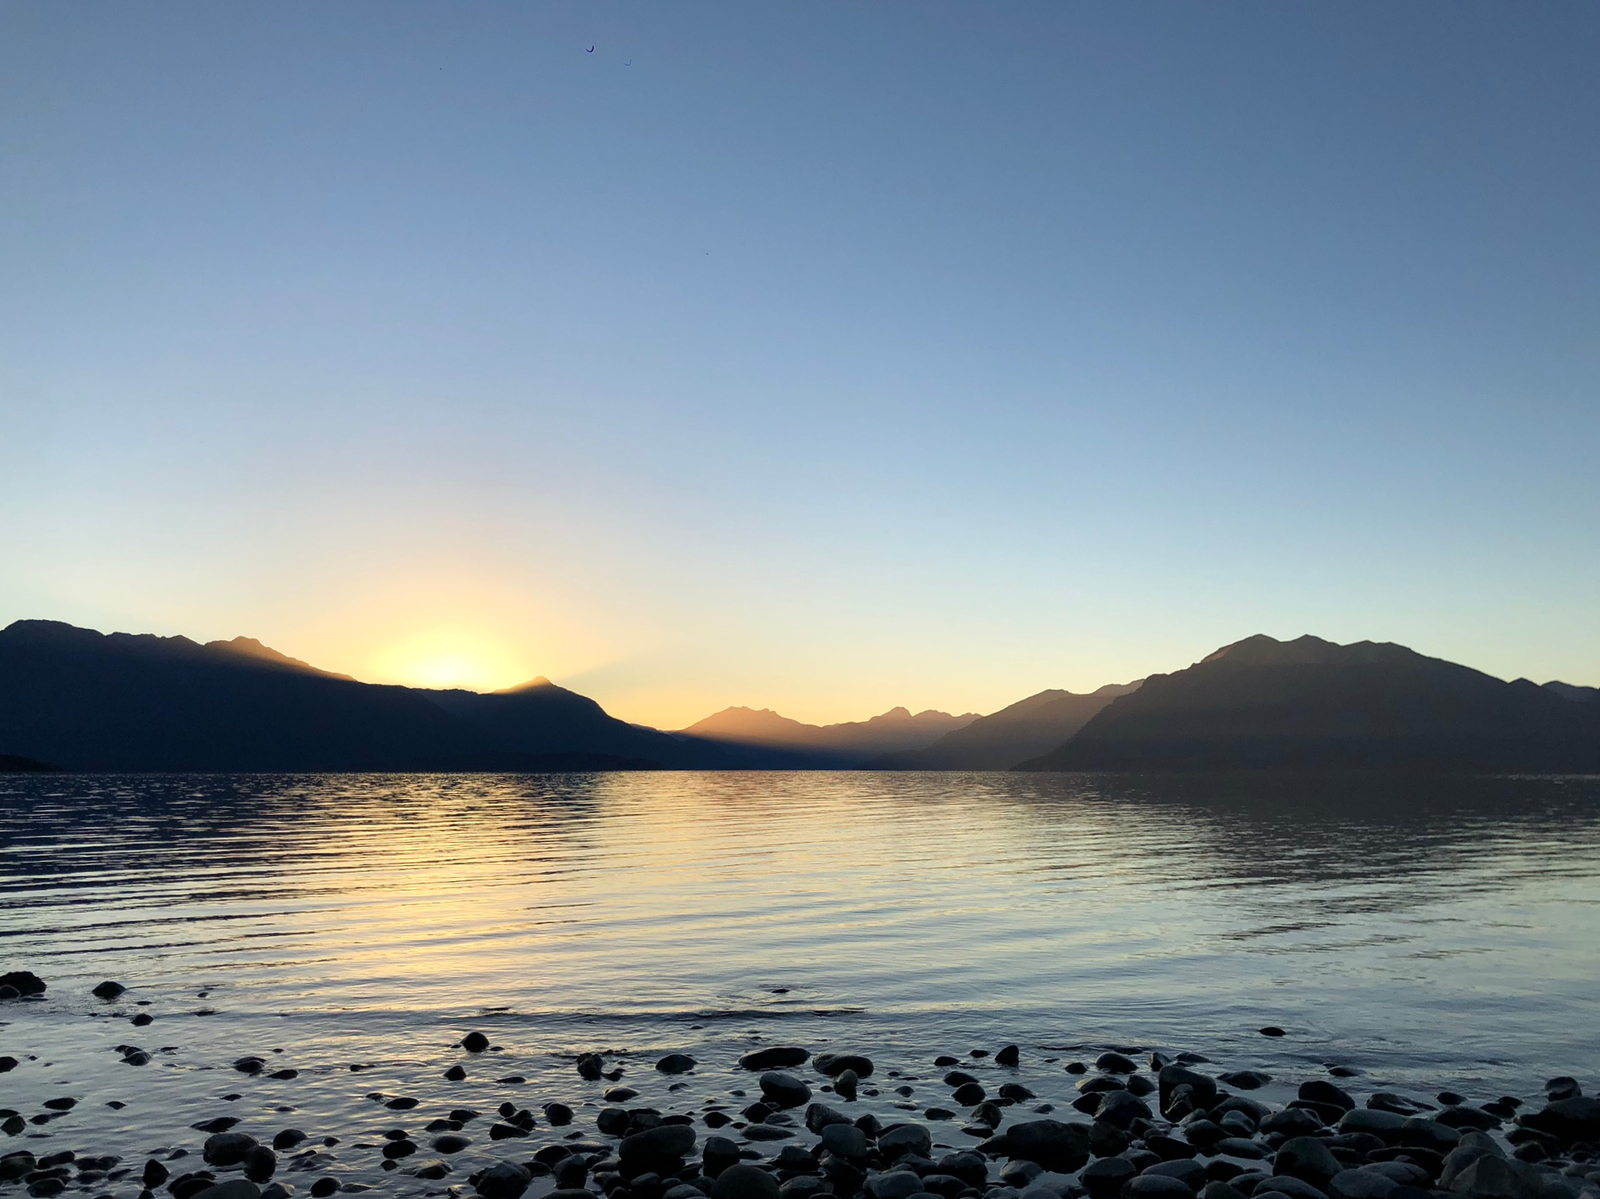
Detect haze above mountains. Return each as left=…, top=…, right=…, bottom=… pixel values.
left=1, top=619, right=1596, bottom=774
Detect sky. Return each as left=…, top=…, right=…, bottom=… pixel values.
left=2, top=2, right=1597, bottom=729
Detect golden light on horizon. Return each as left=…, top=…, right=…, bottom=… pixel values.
left=369, top=629, right=531, bottom=693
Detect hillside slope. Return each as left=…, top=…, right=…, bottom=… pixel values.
left=865, top=683, right=1139, bottom=770
left=1018, top=634, right=1600, bottom=772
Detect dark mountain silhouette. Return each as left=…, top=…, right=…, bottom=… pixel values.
left=864, top=683, right=1140, bottom=770
left=680, top=704, right=976, bottom=766
left=0, top=620, right=749, bottom=771
left=1545, top=680, right=1600, bottom=704
left=0, top=753, right=61, bottom=772
left=1017, top=634, right=1600, bottom=772
left=423, top=676, right=754, bottom=768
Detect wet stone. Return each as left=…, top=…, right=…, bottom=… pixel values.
left=1126, top=1176, right=1196, bottom=1199
left=203, top=1134, right=260, bottom=1168
left=1220, top=1072, right=1273, bottom=1091
left=1082, top=1158, right=1137, bottom=1198
left=760, top=1073, right=813, bottom=1109
left=475, top=1161, right=533, bottom=1199
left=815, top=1054, right=874, bottom=1079
left=0, top=971, right=45, bottom=997
left=713, top=1165, right=780, bottom=1199
left=740, top=1048, right=811, bottom=1071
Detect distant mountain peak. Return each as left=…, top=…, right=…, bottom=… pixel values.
left=678, top=701, right=978, bottom=763
left=491, top=676, right=558, bottom=695
left=1201, top=633, right=1416, bottom=668
left=204, top=636, right=354, bottom=680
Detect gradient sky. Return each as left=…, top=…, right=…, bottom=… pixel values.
left=2, top=2, right=1597, bottom=728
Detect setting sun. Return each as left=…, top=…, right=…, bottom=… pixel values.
left=369, top=631, right=528, bottom=693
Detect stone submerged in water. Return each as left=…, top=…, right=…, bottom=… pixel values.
left=657, top=1053, right=698, bottom=1074
left=815, top=1053, right=874, bottom=1078
left=203, top=1133, right=260, bottom=1167
left=0, top=970, right=45, bottom=997
left=91, top=979, right=126, bottom=1000
left=740, top=1046, right=811, bottom=1071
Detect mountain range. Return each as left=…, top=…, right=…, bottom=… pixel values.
left=1018, top=634, right=1600, bottom=772
left=863, top=683, right=1141, bottom=770
left=1, top=619, right=1596, bottom=774
left=679, top=705, right=978, bottom=767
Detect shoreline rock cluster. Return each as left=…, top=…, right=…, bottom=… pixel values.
left=4, top=978, right=1599, bottom=1199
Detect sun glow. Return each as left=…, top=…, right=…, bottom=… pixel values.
left=369, top=630, right=530, bottom=693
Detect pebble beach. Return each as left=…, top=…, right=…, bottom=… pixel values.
left=4, top=970, right=1598, bottom=1199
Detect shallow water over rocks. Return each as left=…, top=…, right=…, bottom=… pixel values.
left=2, top=771, right=1599, bottom=1195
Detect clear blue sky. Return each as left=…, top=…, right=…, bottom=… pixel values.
left=2, top=2, right=1597, bottom=726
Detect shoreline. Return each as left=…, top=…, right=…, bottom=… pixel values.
left=4, top=979, right=1597, bottom=1199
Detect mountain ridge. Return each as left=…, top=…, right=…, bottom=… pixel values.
left=680, top=703, right=977, bottom=766
left=4, top=620, right=1597, bottom=774
left=864, top=682, right=1141, bottom=770
left=1018, top=633, right=1600, bottom=772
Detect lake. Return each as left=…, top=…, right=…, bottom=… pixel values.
left=2, top=771, right=1597, bottom=1192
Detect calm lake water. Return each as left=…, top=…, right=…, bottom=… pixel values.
left=2, top=771, right=1598, bottom=1189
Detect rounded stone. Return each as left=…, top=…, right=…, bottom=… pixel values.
left=1126, top=1176, right=1197, bottom=1199
left=621, top=1123, right=697, bottom=1162
left=1256, top=1178, right=1329, bottom=1199
left=760, top=1071, right=812, bottom=1109
left=821, top=1122, right=870, bottom=1158
left=1329, top=1169, right=1399, bottom=1199
left=868, top=1172, right=925, bottom=1199
left=203, top=1133, right=261, bottom=1167
left=191, top=1183, right=262, bottom=1199
left=1081, top=1157, right=1136, bottom=1197
left=815, top=1054, right=874, bottom=1078
left=740, top=1047, right=810, bottom=1071
left=1274, top=1137, right=1341, bottom=1186
left=877, top=1123, right=934, bottom=1160
left=461, top=1032, right=490, bottom=1053
left=475, top=1160, right=533, bottom=1199
left=1146, top=1160, right=1206, bottom=1189
left=713, top=1164, right=780, bottom=1199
